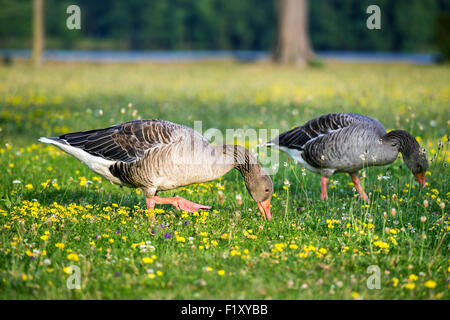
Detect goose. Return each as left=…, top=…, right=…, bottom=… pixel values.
left=39, top=119, right=273, bottom=220
left=265, top=113, right=428, bottom=201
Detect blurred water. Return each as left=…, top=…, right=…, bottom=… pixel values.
left=0, top=49, right=438, bottom=64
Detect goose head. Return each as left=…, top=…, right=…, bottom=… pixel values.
left=403, top=147, right=429, bottom=187
left=243, top=168, right=273, bottom=220
left=386, top=130, right=429, bottom=187
left=224, top=145, right=273, bottom=220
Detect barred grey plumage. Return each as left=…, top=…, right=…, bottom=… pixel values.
left=39, top=119, right=273, bottom=220
left=266, top=113, right=428, bottom=200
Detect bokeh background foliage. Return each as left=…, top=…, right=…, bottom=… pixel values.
left=1, top=0, right=450, bottom=52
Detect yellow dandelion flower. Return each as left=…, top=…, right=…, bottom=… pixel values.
left=63, top=266, right=73, bottom=274
left=392, top=278, right=399, bottom=287
left=404, top=283, right=415, bottom=290
left=67, top=253, right=79, bottom=262
left=176, top=235, right=186, bottom=243
left=55, top=243, right=65, bottom=249
left=408, top=274, right=418, bottom=282
left=424, top=280, right=436, bottom=289
left=142, top=257, right=154, bottom=264
left=220, top=233, right=229, bottom=240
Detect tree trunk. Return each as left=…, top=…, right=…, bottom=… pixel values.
left=32, top=0, right=44, bottom=66
left=274, top=0, right=314, bottom=65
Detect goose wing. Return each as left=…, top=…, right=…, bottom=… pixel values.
left=270, top=113, right=376, bottom=151
left=57, top=119, right=185, bottom=163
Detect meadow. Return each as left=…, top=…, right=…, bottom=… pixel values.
left=0, top=60, right=448, bottom=299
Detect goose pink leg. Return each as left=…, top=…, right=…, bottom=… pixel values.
left=146, top=195, right=211, bottom=218
left=350, top=174, right=369, bottom=201
left=320, top=176, right=329, bottom=200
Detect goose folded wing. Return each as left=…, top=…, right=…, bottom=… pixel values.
left=59, top=120, right=178, bottom=162
left=276, top=113, right=362, bottom=150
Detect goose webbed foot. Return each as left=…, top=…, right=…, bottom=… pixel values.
left=147, top=195, right=211, bottom=214
left=350, top=174, right=369, bottom=201
left=172, top=197, right=212, bottom=213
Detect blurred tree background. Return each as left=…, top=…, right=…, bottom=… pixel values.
left=0, top=0, right=449, bottom=52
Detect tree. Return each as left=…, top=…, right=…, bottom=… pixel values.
left=32, top=0, right=44, bottom=66
left=274, top=0, right=314, bottom=65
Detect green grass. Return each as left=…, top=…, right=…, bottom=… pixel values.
left=0, top=61, right=449, bottom=299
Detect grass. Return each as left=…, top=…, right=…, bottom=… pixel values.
left=0, top=61, right=448, bottom=299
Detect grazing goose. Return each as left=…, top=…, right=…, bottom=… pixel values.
left=265, top=113, right=428, bottom=201
left=39, top=119, right=273, bottom=220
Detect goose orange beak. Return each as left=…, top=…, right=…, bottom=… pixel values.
left=414, top=172, right=426, bottom=187
left=257, top=199, right=271, bottom=221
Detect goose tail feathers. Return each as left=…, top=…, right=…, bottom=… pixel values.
left=39, top=136, right=67, bottom=146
